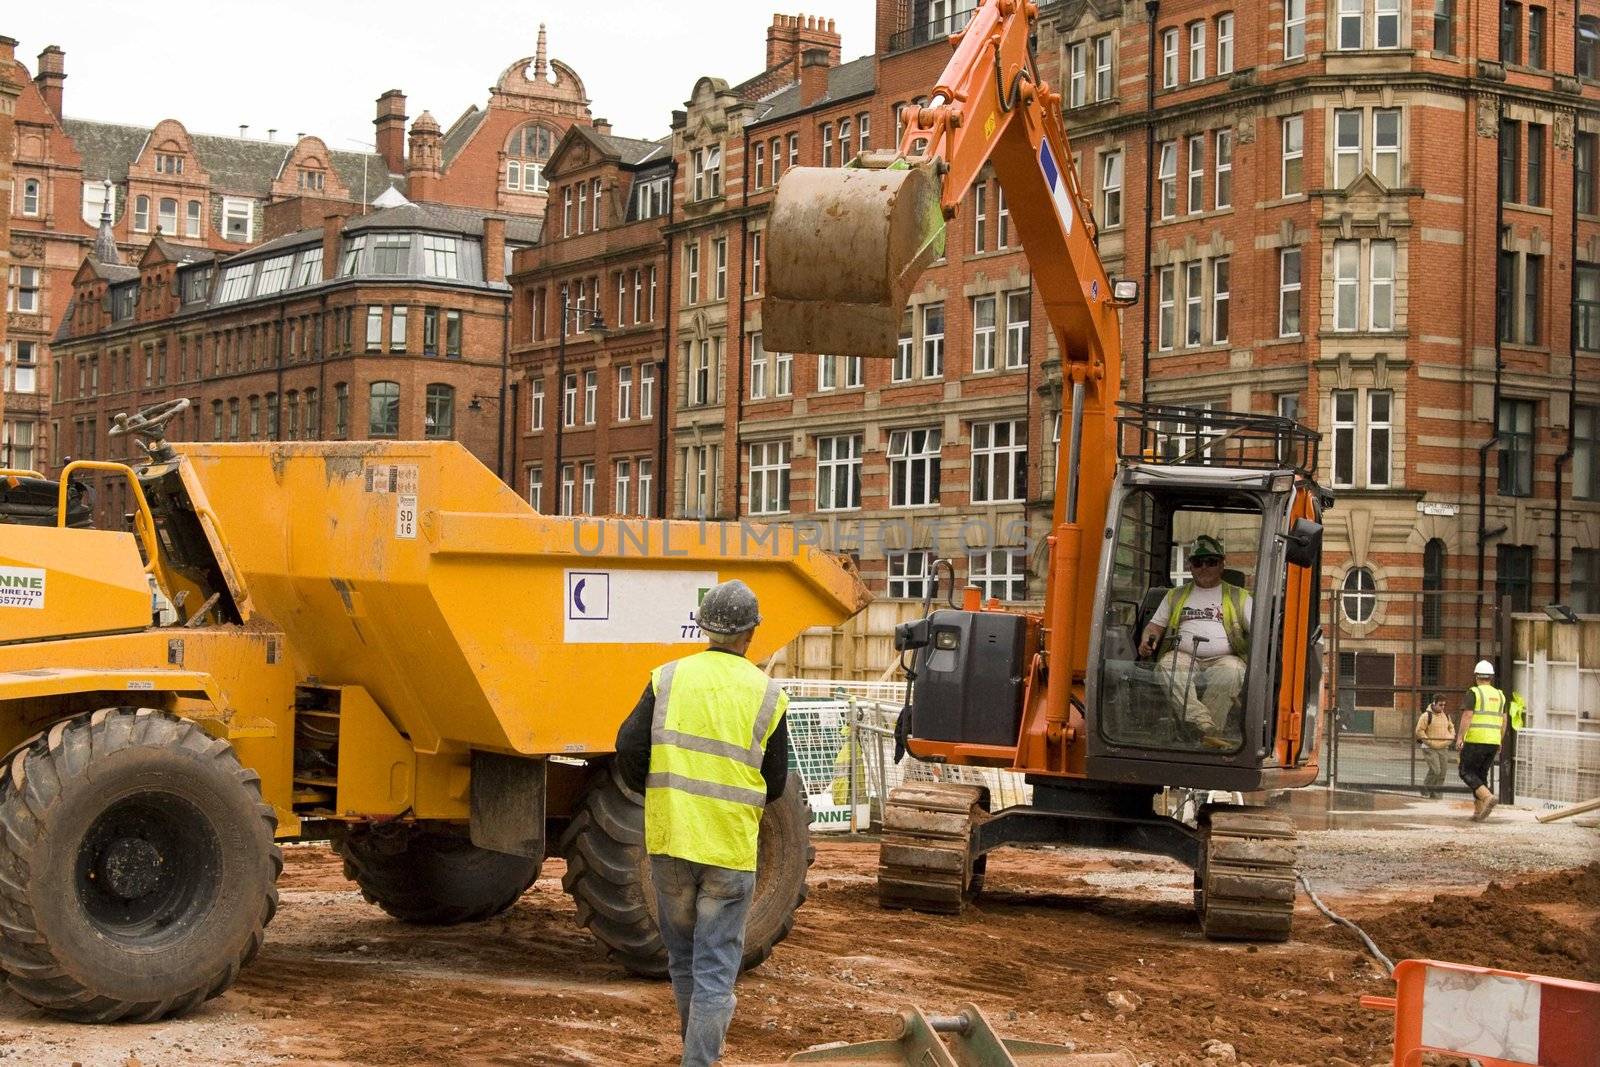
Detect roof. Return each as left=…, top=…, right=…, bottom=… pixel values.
left=86, top=260, right=138, bottom=283
left=61, top=118, right=396, bottom=201
left=596, top=132, right=670, bottom=167
left=224, top=227, right=322, bottom=262
left=343, top=201, right=541, bottom=243
left=148, top=237, right=216, bottom=266
left=441, top=106, right=487, bottom=168
left=754, top=55, right=877, bottom=125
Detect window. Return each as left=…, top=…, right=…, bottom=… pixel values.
left=1282, top=116, right=1303, bottom=196
left=1279, top=248, right=1302, bottom=337
left=713, top=238, right=727, bottom=299
left=690, top=339, right=712, bottom=406
left=1373, top=109, right=1401, bottom=187
left=894, top=310, right=914, bottom=383
left=638, top=459, right=654, bottom=517
left=223, top=198, right=253, bottom=242
left=389, top=306, right=409, bottom=352
left=1100, top=150, right=1123, bottom=227
left=368, top=381, right=400, bottom=437
left=425, top=384, right=455, bottom=440
left=1500, top=1, right=1522, bottom=64
left=749, top=333, right=768, bottom=400
left=1497, top=545, right=1533, bottom=613
left=1335, top=241, right=1360, bottom=331
left=1579, top=265, right=1600, bottom=351
left=1527, top=5, right=1545, bottom=66
left=816, top=434, right=863, bottom=511
left=1573, top=550, right=1600, bottom=613
left=365, top=306, right=384, bottom=350
left=562, top=188, right=574, bottom=235
left=445, top=310, right=461, bottom=358
left=859, top=113, right=870, bottom=153
left=973, top=183, right=988, bottom=252
left=563, top=373, right=578, bottom=428
left=1067, top=41, right=1088, bottom=108
left=9, top=267, right=40, bottom=314
left=256, top=254, right=293, bottom=296
left=294, top=249, right=324, bottom=289
left=692, top=145, right=723, bottom=200
left=1214, top=129, right=1233, bottom=209
left=1523, top=254, right=1543, bottom=345
left=844, top=355, right=862, bottom=388
left=1578, top=134, right=1597, bottom=215
left=641, top=364, right=657, bottom=417
left=1370, top=241, right=1395, bottom=331
left=1338, top=0, right=1363, bottom=49
left=1285, top=0, right=1306, bottom=58
left=616, top=365, right=633, bottom=421
left=612, top=460, right=630, bottom=517
left=971, top=420, right=1025, bottom=503
left=333, top=383, right=349, bottom=437
left=1216, top=14, right=1234, bottom=74
left=753, top=141, right=766, bottom=189
left=1, top=420, right=35, bottom=471
left=749, top=441, right=790, bottom=515
left=133, top=194, right=150, bottom=232
left=774, top=351, right=792, bottom=397
left=922, top=302, right=945, bottom=378
left=1188, top=22, right=1206, bottom=81
left=1184, top=262, right=1203, bottom=346
left=887, top=551, right=934, bottom=599
left=1005, top=291, right=1030, bottom=368
left=1212, top=257, right=1230, bottom=344
left=527, top=468, right=544, bottom=512
left=1094, top=34, right=1114, bottom=99
left=371, top=233, right=410, bottom=275
left=818, top=352, right=837, bottom=392
left=591, top=178, right=604, bottom=229
left=19, top=178, right=40, bottom=216
left=158, top=197, right=177, bottom=234
left=972, top=295, right=997, bottom=371
left=1186, top=135, right=1204, bottom=214
left=685, top=243, right=700, bottom=303
left=1581, top=16, right=1600, bottom=79
left=1417, top=538, right=1448, bottom=636
left=530, top=378, right=545, bottom=431
left=1434, top=0, right=1455, bottom=52
left=821, top=123, right=834, bottom=168
left=1371, top=0, right=1400, bottom=47
left=1157, top=265, right=1176, bottom=350
left=1500, top=119, right=1521, bottom=202
left=584, top=370, right=598, bottom=425
left=581, top=463, right=596, bottom=515
left=1158, top=141, right=1177, bottom=218
left=1497, top=250, right=1517, bottom=342
left=560, top=465, right=576, bottom=515
left=1342, top=567, right=1377, bottom=623
left=1366, top=391, right=1393, bottom=487
left=506, top=124, right=554, bottom=192
left=969, top=549, right=1027, bottom=602
left=1334, top=110, right=1363, bottom=187
left=184, top=199, right=202, bottom=238
left=421, top=236, right=459, bottom=279
left=750, top=231, right=763, bottom=295
left=889, top=428, right=942, bottom=508
left=789, top=133, right=799, bottom=170
left=1526, top=123, right=1545, bottom=208
left=632, top=177, right=669, bottom=221
left=1161, top=28, right=1178, bottom=88
left=1498, top=398, right=1534, bottom=496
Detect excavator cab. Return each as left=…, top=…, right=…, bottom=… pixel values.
left=1087, top=405, right=1328, bottom=790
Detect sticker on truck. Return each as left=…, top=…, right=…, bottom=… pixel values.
left=363, top=463, right=419, bottom=495
left=395, top=494, right=418, bottom=540
left=1037, top=138, right=1074, bottom=238
left=563, top=569, right=719, bottom=644
left=0, top=566, right=45, bottom=610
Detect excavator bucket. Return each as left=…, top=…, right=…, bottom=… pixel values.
left=765, top=162, right=946, bottom=359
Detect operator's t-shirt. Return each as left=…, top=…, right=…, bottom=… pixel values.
left=1154, top=583, right=1252, bottom=659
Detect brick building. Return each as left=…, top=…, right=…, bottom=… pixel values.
left=0, top=41, right=16, bottom=442
left=52, top=202, right=535, bottom=525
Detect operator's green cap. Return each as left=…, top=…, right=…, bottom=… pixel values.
left=1189, top=535, right=1225, bottom=561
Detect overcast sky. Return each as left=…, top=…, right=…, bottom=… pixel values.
left=7, top=1, right=876, bottom=150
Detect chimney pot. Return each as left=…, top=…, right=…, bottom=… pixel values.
left=374, top=90, right=408, bottom=174
left=33, top=44, right=66, bottom=119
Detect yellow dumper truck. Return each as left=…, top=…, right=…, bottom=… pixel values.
left=0, top=400, right=866, bottom=1021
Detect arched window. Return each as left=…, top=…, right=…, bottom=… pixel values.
left=20, top=179, right=40, bottom=215
left=506, top=123, right=555, bottom=193
left=1422, top=539, right=1446, bottom=637
left=1342, top=566, right=1377, bottom=623
left=303, top=387, right=318, bottom=440
left=158, top=197, right=178, bottom=234
left=425, top=383, right=455, bottom=439
left=368, top=380, right=400, bottom=437
left=1579, top=16, right=1600, bottom=79
left=185, top=199, right=202, bottom=238
left=133, top=194, right=150, bottom=232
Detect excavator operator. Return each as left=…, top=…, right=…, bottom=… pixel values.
left=1137, top=535, right=1251, bottom=749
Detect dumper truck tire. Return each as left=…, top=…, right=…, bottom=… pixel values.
left=560, top=764, right=813, bottom=978
left=0, top=708, right=281, bottom=1022
left=333, top=824, right=541, bottom=925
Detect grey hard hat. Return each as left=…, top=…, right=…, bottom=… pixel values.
left=698, top=579, right=762, bottom=636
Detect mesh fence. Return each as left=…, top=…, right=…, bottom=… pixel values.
left=1513, top=729, right=1600, bottom=807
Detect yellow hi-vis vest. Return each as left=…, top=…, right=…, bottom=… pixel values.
left=1464, top=684, right=1507, bottom=746
left=645, top=650, right=788, bottom=872
left=1164, top=581, right=1249, bottom=656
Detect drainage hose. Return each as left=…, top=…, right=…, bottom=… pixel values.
left=1296, top=872, right=1396, bottom=976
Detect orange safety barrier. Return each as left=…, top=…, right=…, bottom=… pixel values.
left=1361, top=959, right=1600, bottom=1067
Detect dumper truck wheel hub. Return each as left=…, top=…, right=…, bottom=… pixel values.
left=73, top=794, right=220, bottom=941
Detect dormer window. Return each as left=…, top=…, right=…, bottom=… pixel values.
left=156, top=153, right=184, bottom=174
left=507, top=123, right=555, bottom=193
left=298, top=168, right=326, bottom=192
left=692, top=146, right=722, bottom=201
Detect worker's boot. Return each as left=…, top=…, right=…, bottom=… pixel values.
left=1470, top=788, right=1490, bottom=821
left=1479, top=790, right=1498, bottom=820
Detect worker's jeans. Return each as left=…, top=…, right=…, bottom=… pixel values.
left=1157, top=651, right=1246, bottom=735
left=1421, top=746, right=1449, bottom=796
left=651, top=855, right=756, bottom=1067
left=1458, top=742, right=1499, bottom=793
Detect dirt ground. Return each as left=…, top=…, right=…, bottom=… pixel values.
left=0, top=796, right=1595, bottom=1067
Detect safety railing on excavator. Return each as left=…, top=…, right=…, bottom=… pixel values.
left=1116, top=402, right=1320, bottom=477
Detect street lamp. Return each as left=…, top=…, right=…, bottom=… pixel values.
left=554, top=301, right=608, bottom=514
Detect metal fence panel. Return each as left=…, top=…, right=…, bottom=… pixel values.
left=1514, top=728, right=1600, bottom=806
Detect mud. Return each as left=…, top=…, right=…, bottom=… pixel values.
left=0, top=828, right=1595, bottom=1067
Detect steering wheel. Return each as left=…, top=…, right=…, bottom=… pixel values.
left=110, top=397, right=191, bottom=439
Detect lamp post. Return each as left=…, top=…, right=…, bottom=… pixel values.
left=554, top=300, right=608, bottom=515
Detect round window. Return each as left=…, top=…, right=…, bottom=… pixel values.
left=1341, top=567, right=1377, bottom=623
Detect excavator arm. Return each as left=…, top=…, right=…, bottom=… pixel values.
left=765, top=0, right=1135, bottom=769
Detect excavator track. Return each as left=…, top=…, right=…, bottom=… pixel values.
left=1195, top=808, right=1298, bottom=942
left=877, top=782, right=987, bottom=915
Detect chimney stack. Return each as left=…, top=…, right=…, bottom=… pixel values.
left=321, top=213, right=349, bottom=281
left=33, top=45, right=65, bottom=120
left=799, top=48, right=831, bottom=107
left=593, top=117, right=612, bottom=136
left=769, top=14, right=841, bottom=79
left=482, top=217, right=506, bottom=284
left=374, top=89, right=408, bottom=174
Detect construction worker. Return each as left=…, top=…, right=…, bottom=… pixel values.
left=613, top=579, right=790, bottom=1067
left=1138, top=534, right=1251, bottom=748
left=1454, top=660, right=1507, bottom=821
left=1413, top=694, right=1455, bottom=798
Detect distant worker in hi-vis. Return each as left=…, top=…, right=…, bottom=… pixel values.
left=614, top=579, right=791, bottom=1067
left=1455, top=660, right=1507, bottom=821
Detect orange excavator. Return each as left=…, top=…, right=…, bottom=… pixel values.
left=765, top=0, right=1330, bottom=939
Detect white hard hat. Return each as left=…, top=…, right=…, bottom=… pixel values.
left=1474, top=659, right=1495, bottom=677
